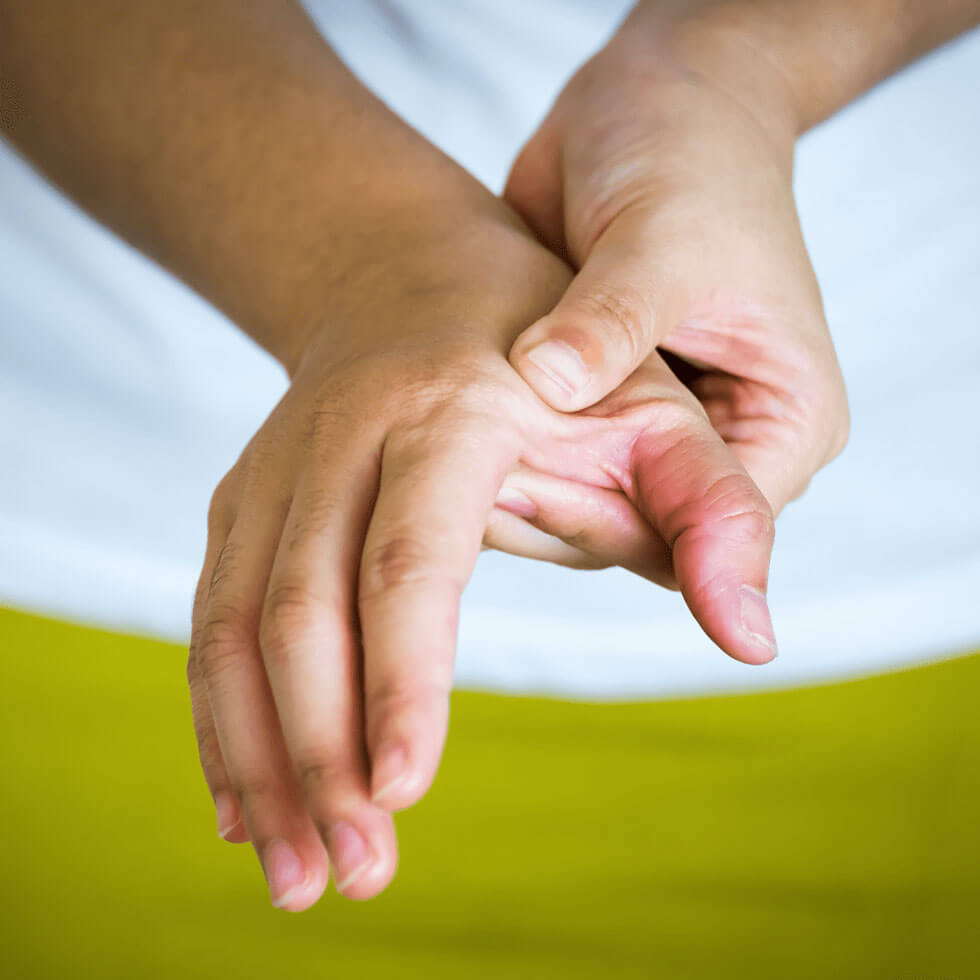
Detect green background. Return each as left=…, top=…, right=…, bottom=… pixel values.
left=2, top=606, right=977, bottom=978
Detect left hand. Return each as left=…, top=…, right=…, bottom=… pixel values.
left=503, top=2, right=850, bottom=517
left=484, top=346, right=779, bottom=665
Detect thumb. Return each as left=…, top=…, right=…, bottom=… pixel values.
left=509, top=213, right=689, bottom=412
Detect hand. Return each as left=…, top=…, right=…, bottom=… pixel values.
left=186, top=196, right=777, bottom=912
left=503, top=4, right=850, bottom=516
left=185, top=206, right=572, bottom=909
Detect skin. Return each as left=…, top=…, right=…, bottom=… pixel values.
left=2, top=0, right=978, bottom=909
left=503, top=0, right=980, bottom=518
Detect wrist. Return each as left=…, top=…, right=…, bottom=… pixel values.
left=287, top=197, right=570, bottom=381
left=625, top=0, right=980, bottom=136
left=613, top=2, right=805, bottom=142
left=209, top=134, right=520, bottom=378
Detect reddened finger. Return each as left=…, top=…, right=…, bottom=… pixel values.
left=626, top=367, right=778, bottom=664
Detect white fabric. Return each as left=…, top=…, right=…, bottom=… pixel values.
left=1, top=2, right=978, bottom=698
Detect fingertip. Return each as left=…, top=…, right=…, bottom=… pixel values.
left=272, top=870, right=328, bottom=913
left=264, top=838, right=328, bottom=913
left=673, top=515, right=777, bottom=666
left=329, top=820, right=399, bottom=901
left=514, top=338, right=591, bottom=412
left=371, top=741, right=430, bottom=811
left=690, top=579, right=778, bottom=666
left=335, top=859, right=396, bottom=901
left=494, top=485, right=538, bottom=519
left=370, top=741, right=409, bottom=803
left=222, top=823, right=251, bottom=844
left=737, top=585, right=779, bottom=664
left=215, top=789, right=242, bottom=840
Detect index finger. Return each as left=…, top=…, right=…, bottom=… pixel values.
left=628, top=361, right=779, bottom=665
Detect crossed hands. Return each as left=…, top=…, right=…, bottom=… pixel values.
left=186, top=15, right=848, bottom=911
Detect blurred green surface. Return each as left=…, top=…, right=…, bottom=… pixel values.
left=1, top=605, right=978, bottom=979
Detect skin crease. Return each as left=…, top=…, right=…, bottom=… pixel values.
left=4, top=0, right=979, bottom=912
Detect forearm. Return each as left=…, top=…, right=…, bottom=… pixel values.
left=625, top=0, right=980, bottom=134
left=0, top=0, right=497, bottom=373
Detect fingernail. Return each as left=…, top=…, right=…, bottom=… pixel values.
left=494, top=486, right=537, bottom=519
left=739, top=586, right=778, bottom=661
left=329, top=822, right=373, bottom=895
left=263, top=838, right=309, bottom=909
left=523, top=340, right=589, bottom=398
left=214, top=790, right=240, bottom=839
left=372, top=742, right=409, bottom=804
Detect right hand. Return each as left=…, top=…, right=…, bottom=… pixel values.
left=503, top=6, right=851, bottom=517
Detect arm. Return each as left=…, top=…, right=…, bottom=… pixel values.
left=503, top=0, right=979, bottom=518
left=648, top=0, right=980, bottom=135
left=0, top=0, right=569, bottom=906
left=0, top=0, right=505, bottom=374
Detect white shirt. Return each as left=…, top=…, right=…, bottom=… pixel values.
left=1, top=1, right=978, bottom=697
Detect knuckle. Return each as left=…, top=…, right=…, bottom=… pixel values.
left=359, top=534, right=446, bottom=601
left=231, top=770, right=279, bottom=808
left=716, top=500, right=775, bottom=545
left=367, top=676, right=452, bottom=721
left=192, top=540, right=243, bottom=652
left=630, top=392, right=706, bottom=442
left=259, top=583, right=319, bottom=664
left=707, top=471, right=774, bottom=522
left=577, top=285, right=653, bottom=366
left=308, top=382, right=361, bottom=449
left=399, top=376, right=515, bottom=438
left=707, top=480, right=775, bottom=543
left=672, top=472, right=774, bottom=548
left=197, top=604, right=253, bottom=686
left=208, top=540, right=243, bottom=596
left=550, top=514, right=595, bottom=553
left=295, top=756, right=350, bottom=804
left=285, top=490, right=343, bottom=545
left=207, top=472, right=239, bottom=534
